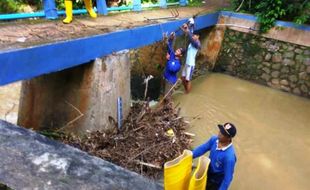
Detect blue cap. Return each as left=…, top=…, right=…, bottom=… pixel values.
left=218, top=123, right=237, bottom=138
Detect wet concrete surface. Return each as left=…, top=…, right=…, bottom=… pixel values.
left=0, top=120, right=162, bottom=190
left=174, top=73, right=310, bottom=190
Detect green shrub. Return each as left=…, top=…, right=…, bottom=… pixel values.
left=231, top=0, right=310, bottom=33
left=0, top=0, right=20, bottom=14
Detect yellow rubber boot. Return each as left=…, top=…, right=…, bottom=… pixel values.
left=188, top=156, right=210, bottom=190
left=83, top=0, right=97, bottom=18
left=164, top=150, right=193, bottom=190
left=63, top=0, right=73, bottom=24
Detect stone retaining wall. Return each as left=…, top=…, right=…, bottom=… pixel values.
left=215, top=29, right=310, bottom=98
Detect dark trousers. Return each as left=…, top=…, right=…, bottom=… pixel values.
left=206, top=181, right=220, bottom=190
left=206, top=168, right=222, bottom=190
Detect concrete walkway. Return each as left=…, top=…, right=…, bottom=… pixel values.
left=0, top=5, right=223, bottom=51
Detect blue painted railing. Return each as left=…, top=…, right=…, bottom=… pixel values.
left=0, top=0, right=187, bottom=20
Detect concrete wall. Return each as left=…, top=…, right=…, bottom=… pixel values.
left=208, top=15, right=310, bottom=98
left=219, top=15, right=310, bottom=47
left=215, top=29, right=310, bottom=97
left=201, top=22, right=226, bottom=70
left=18, top=50, right=131, bottom=133
left=0, top=120, right=161, bottom=190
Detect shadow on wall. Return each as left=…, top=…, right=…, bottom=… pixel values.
left=0, top=183, right=13, bottom=190
left=129, top=41, right=166, bottom=100
left=131, top=74, right=162, bottom=100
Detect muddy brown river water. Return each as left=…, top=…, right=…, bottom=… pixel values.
left=174, top=73, right=310, bottom=190
left=1, top=73, right=310, bottom=190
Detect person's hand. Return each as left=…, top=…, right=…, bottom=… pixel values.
left=163, top=32, right=168, bottom=43
left=181, top=23, right=189, bottom=33
left=166, top=53, right=170, bottom=60
left=188, top=17, right=194, bottom=25
left=169, top=32, right=175, bottom=40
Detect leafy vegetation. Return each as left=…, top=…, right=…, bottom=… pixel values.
left=231, top=0, right=310, bottom=33
left=0, top=0, right=20, bottom=13
left=1, top=0, right=203, bottom=14
left=0, top=0, right=43, bottom=13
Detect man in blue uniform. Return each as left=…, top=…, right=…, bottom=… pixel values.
left=192, top=123, right=237, bottom=190
left=163, top=32, right=184, bottom=95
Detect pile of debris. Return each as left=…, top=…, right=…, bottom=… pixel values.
left=60, top=98, right=193, bottom=179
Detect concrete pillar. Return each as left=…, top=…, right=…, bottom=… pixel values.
left=202, top=18, right=226, bottom=70
left=18, top=50, right=131, bottom=134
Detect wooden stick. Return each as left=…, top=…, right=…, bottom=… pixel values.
left=127, top=141, right=168, bottom=163
left=190, top=115, right=201, bottom=124
left=65, top=100, right=83, bottom=115
left=235, top=0, right=245, bottom=12
left=65, top=114, right=84, bottom=126
left=56, top=101, right=84, bottom=131
left=144, top=75, right=153, bottom=100
left=184, top=132, right=196, bottom=137
left=135, top=160, right=162, bottom=169
left=173, top=102, right=180, bottom=109
left=159, top=79, right=180, bottom=105
left=64, top=101, right=84, bottom=126
left=172, top=116, right=183, bottom=121
left=133, top=125, right=146, bottom=132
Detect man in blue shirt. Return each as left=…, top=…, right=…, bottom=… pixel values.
left=163, top=32, right=184, bottom=95
left=192, top=123, right=237, bottom=190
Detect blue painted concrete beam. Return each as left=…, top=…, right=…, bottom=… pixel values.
left=0, top=13, right=219, bottom=86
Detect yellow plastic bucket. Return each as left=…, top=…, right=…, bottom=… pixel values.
left=164, top=150, right=193, bottom=190
left=188, top=156, right=210, bottom=190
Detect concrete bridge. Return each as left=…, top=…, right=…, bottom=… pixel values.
left=0, top=7, right=220, bottom=189
left=0, top=7, right=220, bottom=133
